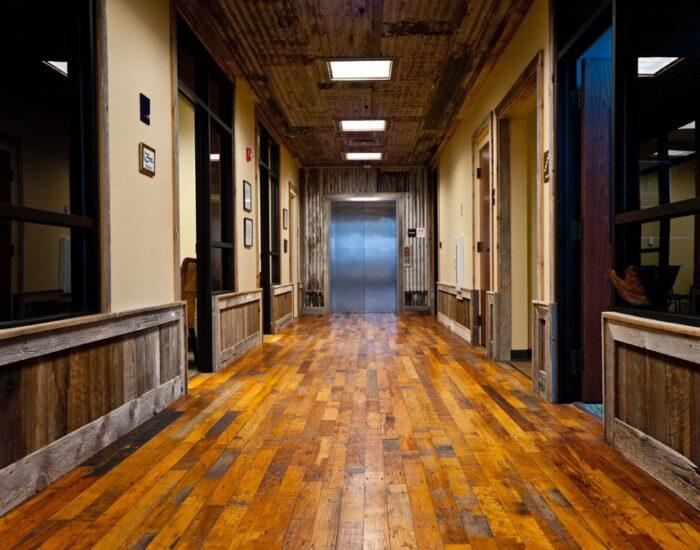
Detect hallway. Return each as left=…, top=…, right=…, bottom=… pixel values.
left=2, top=315, right=698, bottom=548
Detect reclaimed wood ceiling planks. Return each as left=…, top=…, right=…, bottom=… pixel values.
left=176, top=0, right=534, bottom=165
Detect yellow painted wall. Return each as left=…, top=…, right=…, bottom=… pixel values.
left=438, top=0, right=552, bottom=302
left=178, top=96, right=196, bottom=262
left=107, top=0, right=175, bottom=311
left=234, top=80, right=259, bottom=291
left=280, top=146, right=300, bottom=286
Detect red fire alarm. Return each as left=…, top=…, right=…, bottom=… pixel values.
left=245, top=147, right=253, bottom=162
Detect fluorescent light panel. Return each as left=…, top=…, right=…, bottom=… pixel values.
left=341, top=120, right=386, bottom=132
left=42, top=60, right=68, bottom=76
left=329, top=60, right=392, bottom=81
left=652, top=149, right=695, bottom=158
left=638, top=57, right=679, bottom=77
left=346, top=152, right=382, bottom=161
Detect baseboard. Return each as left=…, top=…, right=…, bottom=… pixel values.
left=437, top=312, right=471, bottom=343
left=0, top=375, right=185, bottom=515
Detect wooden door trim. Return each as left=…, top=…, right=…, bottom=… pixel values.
left=493, top=50, right=545, bottom=362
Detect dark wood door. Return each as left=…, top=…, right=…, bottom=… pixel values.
left=580, top=58, right=613, bottom=402
left=0, top=150, right=12, bottom=320
left=479, top=142, right=491, bottom=345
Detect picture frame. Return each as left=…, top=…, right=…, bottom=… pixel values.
left=244, top=217, right=254, bottom=248
left=139, top=143, right=156, bottom=177
left=243, top=180, right=253, bottom=212
left=283, top=238, right=288, bottom=253
left=283, top=208, right=288, bottom=229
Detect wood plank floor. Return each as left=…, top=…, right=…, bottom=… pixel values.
left=1, top=314, right=698, bottom=549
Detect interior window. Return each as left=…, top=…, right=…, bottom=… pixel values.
left=0, top=2, right=98, bottom=327
left=613, top=0, right=700, bottom=322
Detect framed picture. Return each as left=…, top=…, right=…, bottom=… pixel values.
left=139, top=143, right=156, bottom=177
left=244, top=217, right=254, bottom=248
left=243, top=180, right=252, bottom=212
left=283, top=238, right=288, bottom=253
left=283, top=208, right=288, bottom=229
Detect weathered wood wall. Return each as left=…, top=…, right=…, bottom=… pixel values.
left=532, top=301, right=556, bottom=402
left=603, top=312, right=700, bottom=510
left=436, top=283, right=479, bottom=345
left=271, top=284, right=294, bottom=332
left=213, top=290, right=263, bottom=370
left=0, top=303, right=186, bottom=514
left=300, top=167, right=434, bottom=313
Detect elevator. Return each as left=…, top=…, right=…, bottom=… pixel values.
left=330, top=200, right=397, bottom=313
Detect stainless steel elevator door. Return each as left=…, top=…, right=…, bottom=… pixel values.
left=330, top=200, right=397, bottom=313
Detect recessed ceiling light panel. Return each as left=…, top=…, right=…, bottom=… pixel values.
left=346, top=152, right=382, bottom=161
left=329, top=60, right=392, bottom=81
left=637, top=57, right=680, bottom=77
left=340, top=120, right=387, bottom=132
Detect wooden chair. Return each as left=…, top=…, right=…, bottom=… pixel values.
left=180, top=258, right=197, bottom=354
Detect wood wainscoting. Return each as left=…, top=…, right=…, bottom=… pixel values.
left=436, top=283, right=479, bottom=345
left=213, top=290, right=263, bottom=371
left=532, top=300, right=557, bottom=402
left=271, top=284, right=294, bottom=333
left=603, top=312, right=700, bottom=509
left=0, top=303, right=186, bottom=515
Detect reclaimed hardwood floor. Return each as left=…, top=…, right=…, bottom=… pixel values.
left=1, top=314, right=698, bottom=549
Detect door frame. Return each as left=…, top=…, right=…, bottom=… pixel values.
left=472, top=116, right=493, bottom=345
left=325, top=193, right=405, bottom=314
left=493, top=51, right=545, bottom=362
left=555, top=8, right=613, bottom=402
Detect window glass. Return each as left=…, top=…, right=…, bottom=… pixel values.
left=0, top=4, right=73, bottom=214
left=0, top=221, right=79, bottom=323
left=0, top=2, right=97, bottom=327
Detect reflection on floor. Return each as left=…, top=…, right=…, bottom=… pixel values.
left=1, top=314, right=698, bottom=548
left=508, top=359, right=532, bottom=379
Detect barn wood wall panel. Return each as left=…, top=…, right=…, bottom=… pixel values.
left=0, top=303, right=186, bottom=515
left=603, top=312, right=700, bottom=510
left=531, top=301, right=556, bottom=402
left=301, top=167, right=434, bottom=313
left=271, top=284, right=294, bottom=332
left=213, top=290, right=263, bottom=370
left=436, top=283, right=478, bottom=344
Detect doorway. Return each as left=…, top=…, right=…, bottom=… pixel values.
left=495, top=54, right=542, bottom=377
left=177, top=20, right=235, bottom=374
left=330, top=200, right=398, bottom=313
left=258, top=125, right=281, bottom=333
left=289, top=186, right=299, bottom=316
left=473, top=122, right=492, bottom=346
left=557, top=22, right=613, bottom=403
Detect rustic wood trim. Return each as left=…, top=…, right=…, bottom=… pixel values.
left=494, top=51, right=545, bottom=365
left=170, top=0, right=181, bottom=302
left=0, top=303, right=185, bottom=367
left=213, top=290, right=263, bottom=370
left=532, top=300, right=557, bottom=402
left=274, top=312, right=294, bottom=333
left=603, top=312, right=700, bottom=509
left=613, top=420, right=700, bottom=510
left=96, top=0, right=110, bottom=313
left=437, top=312, right=471, bottom=342
left=273, top=284, right=295, bottom=296
left=471, top=115, right=493, bottom=291
left=0, top=374, right=185, bottom=516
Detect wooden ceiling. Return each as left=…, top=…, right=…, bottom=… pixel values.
left=177, top=0, right=534, bottom=166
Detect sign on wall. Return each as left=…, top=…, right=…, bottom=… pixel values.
left=139, top=143, right=155, bottom=177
